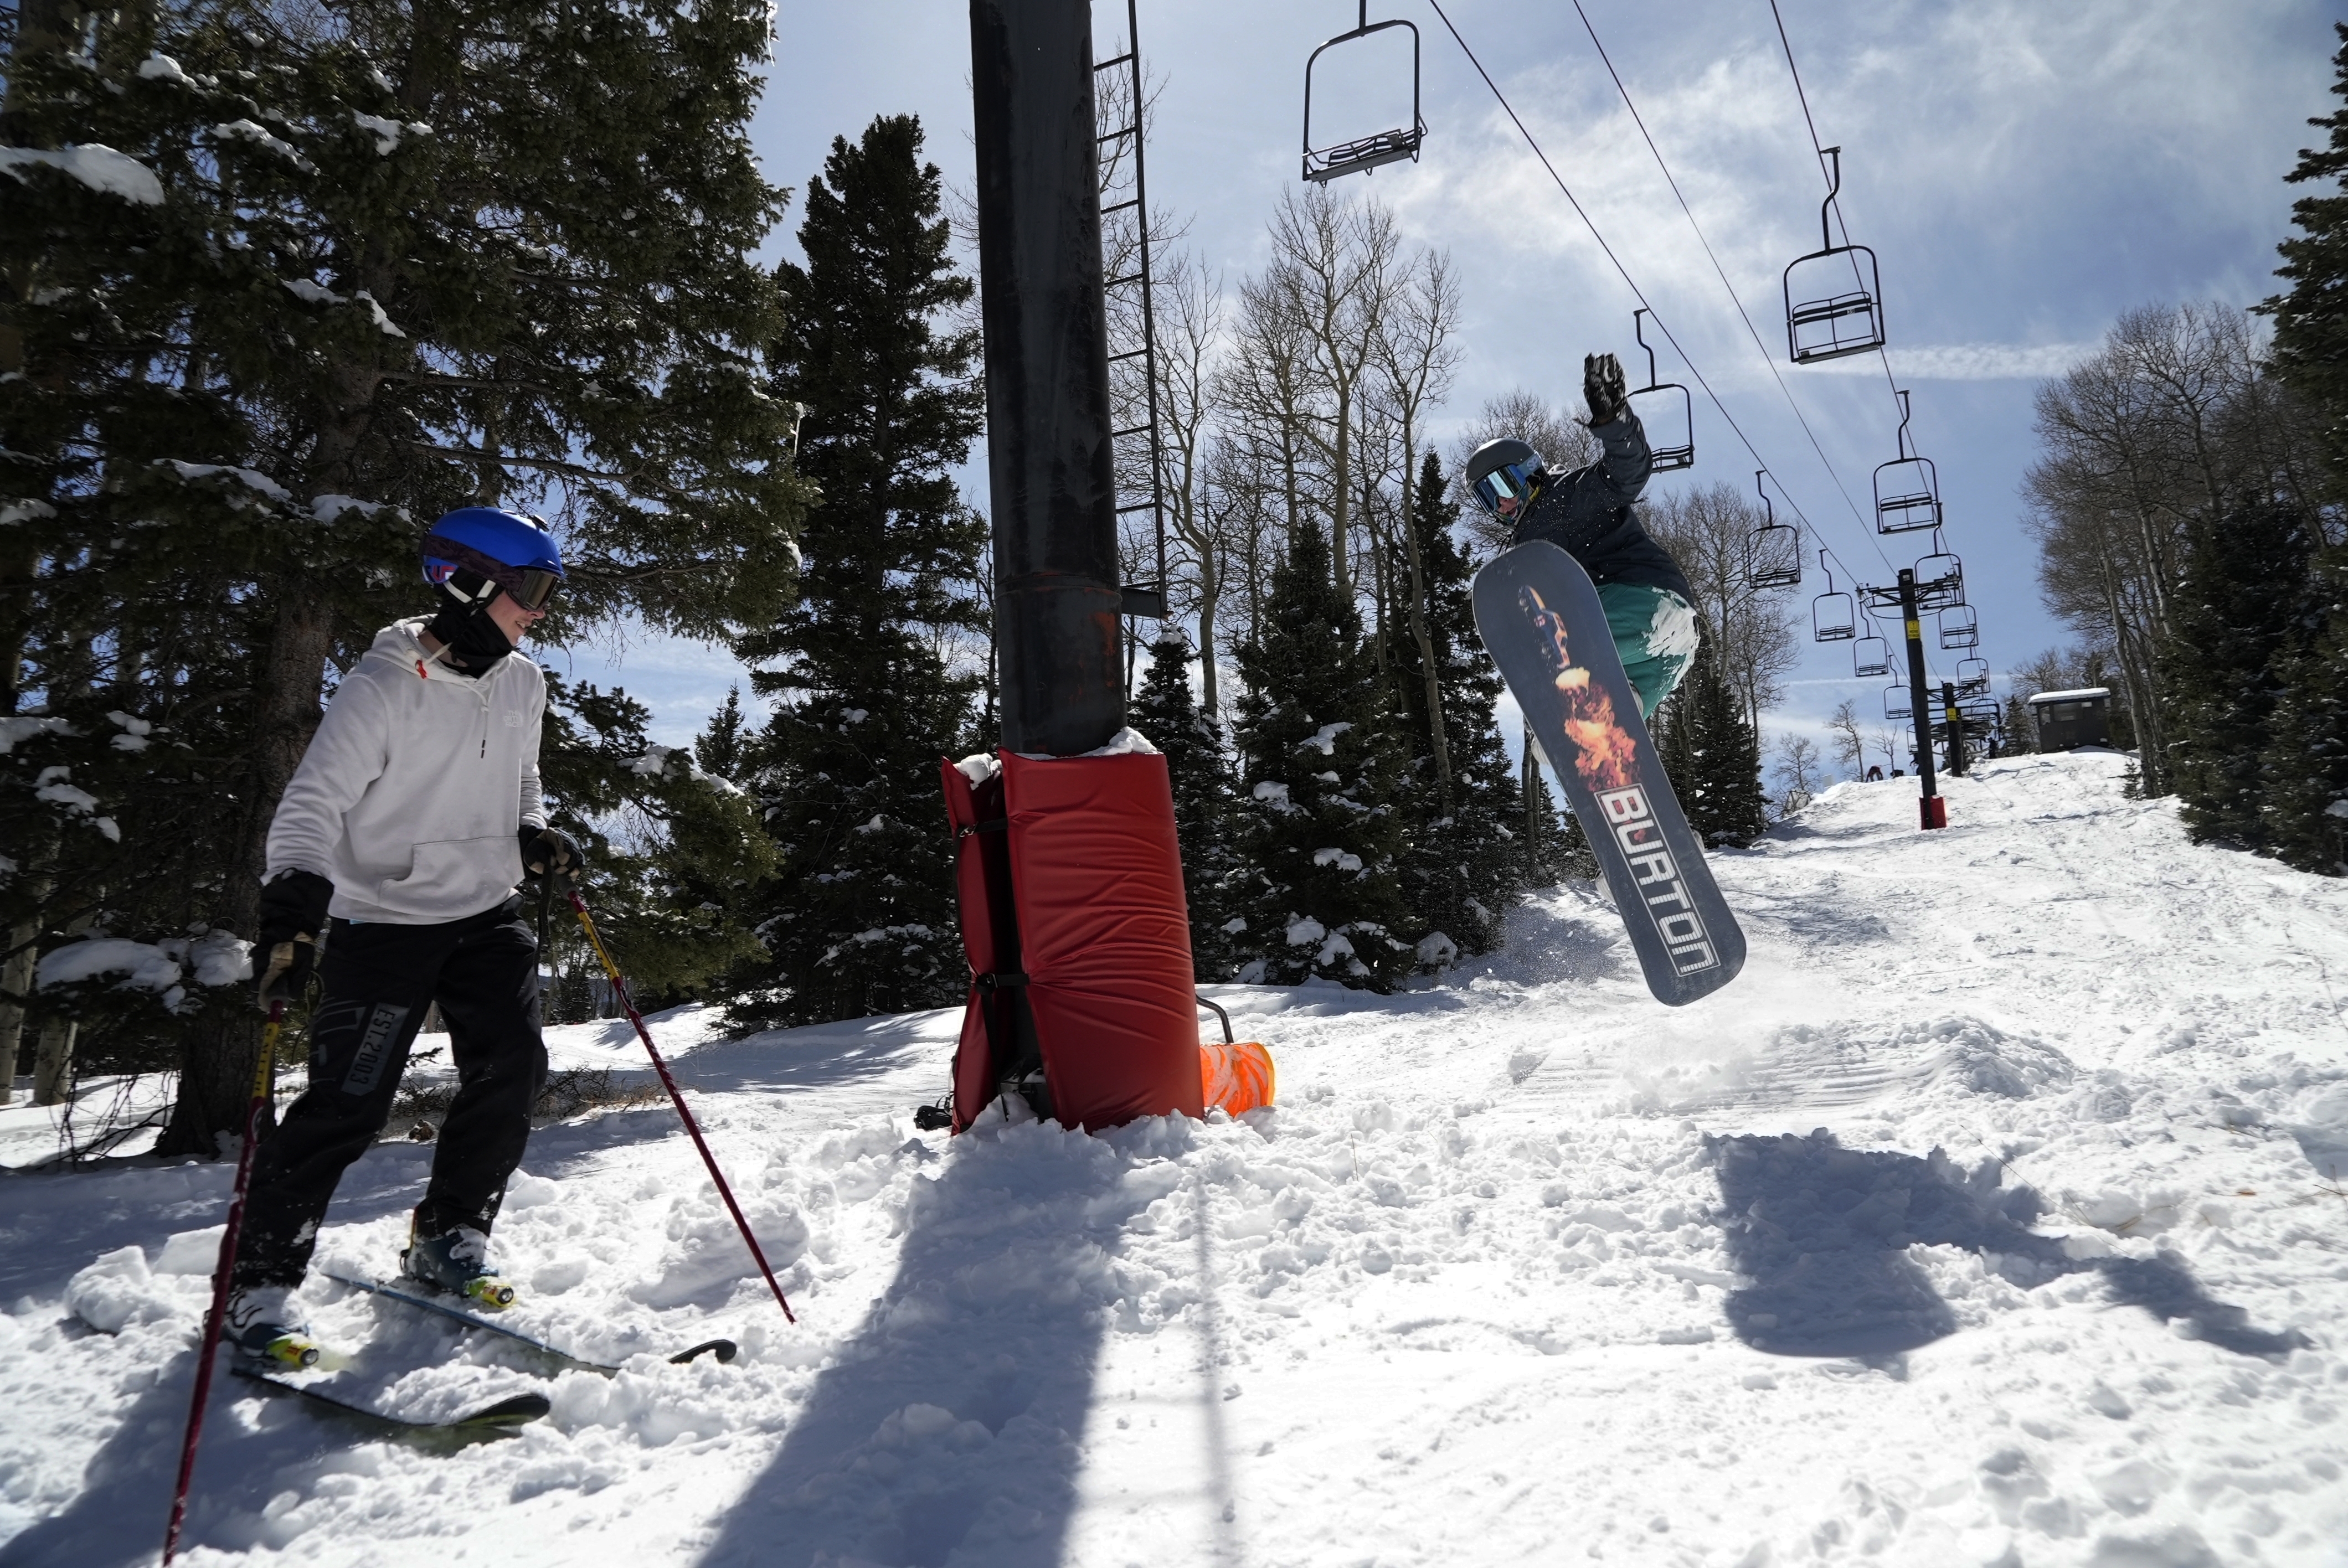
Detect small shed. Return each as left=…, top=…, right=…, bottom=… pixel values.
left=2028, top=687, right=2111, bottom=752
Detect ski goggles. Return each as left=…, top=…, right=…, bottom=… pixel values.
left=423, top=537, right=565, bottom=610
left=1471, top=460, right=1542, bottom=518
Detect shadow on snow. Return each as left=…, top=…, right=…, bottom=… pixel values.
left=1707, top=1131, right=2309, bottom=1361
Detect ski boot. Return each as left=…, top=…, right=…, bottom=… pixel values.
left=400, top=1215, right=518, bottom=1310
left=225, top=1283, right=324, bottom=1370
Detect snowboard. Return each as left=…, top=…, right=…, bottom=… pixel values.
left=1471, top=541, right=1746, bottom=1005
left=323, top=1270, right=739, bottom=1374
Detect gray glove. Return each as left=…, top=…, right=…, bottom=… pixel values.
left=1583, top=352, right=1629, bottom=427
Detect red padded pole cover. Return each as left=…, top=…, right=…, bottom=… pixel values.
left=940, top=759, right=1017, bottom=1132
left=1001, top=750, right=1204, bottom=1129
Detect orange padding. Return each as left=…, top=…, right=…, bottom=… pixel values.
left=1200, top=1041, right=1275, bottom=1116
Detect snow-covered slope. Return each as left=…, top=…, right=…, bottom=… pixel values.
left=4, top=752, right=2347, bottom=1567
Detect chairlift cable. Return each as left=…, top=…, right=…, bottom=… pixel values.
left=1564, top=0, right=1891, bottom=580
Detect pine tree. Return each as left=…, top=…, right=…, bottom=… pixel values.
left=1130, top=630, right=1241, bottom=978
left=2262, top=544, right=2348, bottom=873
left=697, top=685, right=749, bottom=781
left=2263, top=23, right=2348, bottom=477
left=1657, top=636, right=1768, bottom=848
left=1387, top=453, right=1523, bottom=956
left=2160, top=498, right=2316, bottom=847
left=1230, top=520, right=1413, bottom=989
left=0, top=0, right=806, bottom=1146
left=723, top=115, right=986, bottom=1027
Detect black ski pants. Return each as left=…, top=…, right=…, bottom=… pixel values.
left=235, top=897, right=547, bottom=1290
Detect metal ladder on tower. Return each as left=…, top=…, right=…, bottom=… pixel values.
left=1096, top=0, right=1168, bottom=620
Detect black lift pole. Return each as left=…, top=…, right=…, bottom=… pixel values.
left=971, top=0, right=1125, bottom=757
left=1940, top=680, right=1967, bottom=778
left=1898, top=569, right=1944, bottom=827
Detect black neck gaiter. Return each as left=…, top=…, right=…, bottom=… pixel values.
left=423, top=600, right=514, bottom=678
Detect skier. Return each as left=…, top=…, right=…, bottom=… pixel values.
left=1464, top=352, right=1701, bottom=720
left=226, top=507, right=586, bottom=1366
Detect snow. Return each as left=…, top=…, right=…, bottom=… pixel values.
left=2029, top=688, right=2113, bottom=704
left=210, top=119, right=316, bottom=173
left=349, top=111, right=403, bottom=153
left=4, top=754, right=2348, bottom=1565
left=0, top=716, right=73, bottom=752
left=36, top=938, right=182, bottom=993
left=952, top=751, right=1000, bottom=785
left=1012, top=727, right=1162, bottom=762
left=310, top=493, right=387, bottom=523
left=283, top=278, right=342, bottom=306
left=137, top=54, right=190, bottom=85
left=0, top=144, right=164, bottom=205
left=163, top=460, right=291, bottom=504
left=1299, top=720, right=1353, bottom=756
left=1, top=499, right=58, bottom=525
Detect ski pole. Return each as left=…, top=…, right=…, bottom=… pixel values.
left=163, top=1000, right=284, bottom=1565
left=567, top=893, right=796, bottom=1325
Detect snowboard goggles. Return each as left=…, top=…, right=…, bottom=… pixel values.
left=423, top=537, right=564, bottom=610
left=1471, top=460, right=1542, bottom=517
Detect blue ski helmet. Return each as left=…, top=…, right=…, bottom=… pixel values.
left=420, top=507, right=565, bottom=610
left=1466, top=439, right=1546, bottom=522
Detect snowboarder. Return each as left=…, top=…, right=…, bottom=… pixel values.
left=226, top=508, right=585, bottom=1366
left=1464, top=353, right=1701, bottom=720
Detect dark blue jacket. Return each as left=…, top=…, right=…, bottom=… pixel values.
left=1508, top=409, right=1693, bottom=603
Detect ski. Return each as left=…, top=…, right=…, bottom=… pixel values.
left=322, top=1269, right=738, bottom=1374
left=1472, top=540, right=1747, bottom=1005
left=231, top=1363, right=550, bottom=1433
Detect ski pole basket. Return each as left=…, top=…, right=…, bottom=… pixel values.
left=1873, top=389, right=1941, bottom=534
left=1853, top=633, right=1891, bottom=679
left=1628, top=307, right=1693, bottom=471
left=1938, top=604, right=1979, bottom=650
left=1745, top=471, right=1801, bottom=590
left=1301, top=3, right=1425, bottom=184
left=1811, top=552, right=1855, bottom=641
left=1782, top=147, right=1885, bottom=364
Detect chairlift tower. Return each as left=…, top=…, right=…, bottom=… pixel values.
left=1860, top=570, right=1945, bottom=829
left=969, top=0, right=1125, bottom=756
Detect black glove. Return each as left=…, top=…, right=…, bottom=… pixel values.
left=254, top=868, right=332, bottom=1010
left=1583, top=352, right=1629, bottom=427
left=518, top=824, right=587, bottom=888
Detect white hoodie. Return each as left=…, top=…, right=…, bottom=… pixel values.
left=266, top=618, right=547, bottom=924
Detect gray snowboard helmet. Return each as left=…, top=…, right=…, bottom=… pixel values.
left=1466, top=438, right=1546, bottom=521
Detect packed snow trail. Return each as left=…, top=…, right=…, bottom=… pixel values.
left=4, top=752, right=2347, bottom=1566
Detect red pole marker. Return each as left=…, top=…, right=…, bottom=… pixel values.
left=163, top=1000, right=284, bottom=1564
left=568, top=893, right=796, bottom=1325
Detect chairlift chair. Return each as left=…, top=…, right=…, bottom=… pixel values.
left=1913, top=537, right=1964, bottom=612
left=1745, top=471, right=1801, bottom=590
left=1956, top=656, right=1989, bottom=688
left=1627, top=308, right=1693, bottom=471
left=1873, top=389, right=1941, bottom=534
left=1783, top=147, right=1886, bottom=364
left=1811, top=553, right=1855, bottom=641
left=1939, top=604, right=1979, bottom=651
left=1853, top=634, right=1891, bottom=679
left=1302, top=3, right=1425, bottom=184
left=1885, top=681, right=1913, bottom=721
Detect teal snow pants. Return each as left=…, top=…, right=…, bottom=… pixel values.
left=1597, top=582, right=1701, bottom=720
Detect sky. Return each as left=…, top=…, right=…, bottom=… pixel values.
left=562, top=0, right=2344, bottom=765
